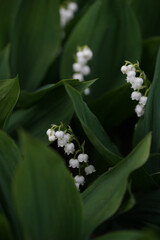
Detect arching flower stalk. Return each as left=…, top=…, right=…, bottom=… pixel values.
left=121, top=61, right=151, bottom=117
left=46, top=122, right=96, bottom=190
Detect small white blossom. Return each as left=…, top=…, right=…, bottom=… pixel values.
left=127, top=70, right=136, bottom=78
left=81, top=65, right=91, bottom=76
left=84, top=88, right=90, bottom=95
left=63, top=133, right=71, bottom=142
left=139, top=96, right=148, bottom=106
left=121, top=65, right=128, bottom=74
left=55, top=130, right=64, bottom=139
left=74, top=175, right=85, bottom=185
left=46, top=128, right=51, bottom=136
left=48, top=135, right=56, bottom=142
left=76, top=51, right=88, bottom=65
left=85, top=165, right=96, bottom=175
left=57, top=138, right=67, bottom=147
left=135, top=104, right=145, bottom=117
left=126, top=76, right=135, bottom=84
left=64, top=142, right=75, bottom=155
left=82, top=47, right=93, bottom=61
left=127, top=64, right=136, bottom=72
left=69, top=159, right=79, bottom=168
left=65, top=9, right=74, bottom=21
left=72, top=62, right=83, bottom=72
left=72, top=73, right=84, bottom=82
left=68, top=2, right=78, bottom=12
left=131, top=91, right=142, bottom=101
left=131, top=77, right=143, bottom=90
left=78, top=153, right=88, bottom=163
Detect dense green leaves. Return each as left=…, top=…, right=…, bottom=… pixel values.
left=7, top=79, right=95, bottom=142
left=134, top=49, right=160, bottom=173
left=0, top=76, right=19, bottom=129
left=65, top=83, right=122, bottom=166
left=10, top=0, right=61, bottom=91
left=82, top=133, right=152, bottom=239
left=0, top=131, right=22, bottom=239
left=12, top=131, right=83, bottom=240
left=61, top=0, right=141, bottom=99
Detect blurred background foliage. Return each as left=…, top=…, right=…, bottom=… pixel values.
left=0, top=0, right=160, bottom=239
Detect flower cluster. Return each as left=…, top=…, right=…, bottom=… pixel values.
left=121, top=61, right=151, bottom=117
left=72, top=46, right=93, bottom=95
left=60, top=2, right=78, bottom=28
left=46, top=123, right=96, bottom=190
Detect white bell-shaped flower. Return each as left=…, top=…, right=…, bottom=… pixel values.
left=82, top=47, right=93, bottom=61
left=84, top=88, right=90, bottom=95
left=72, top=73, right=84, bottom=82
left=85, top=165, right=96, bottom=175
left=121, top=65, right=128, bottom=74
left=74, top=175, right=85, bottom=185
left=64, top=143, right=75, bottom=155
left=139, top=96, right=148, bottom=106
left=68, top=2, right=78, bottom=12
left=69, top=159, right=79, bottom=168
left=135, top=104, right=145, bottom=117
left=81, top=65, right=91, bottom=76
left=72, top=62, right=83, bottom=72
left=57, top=138, right=67, bottom=147
left=131, top=91, right=142, bottom=101
left=63, top=133, right=71, bottom=142
left=55, top=131, right=64, bottom=139
left=78, top=153, right=88, bottom=163
left=131, top=77, right=143, bottom=90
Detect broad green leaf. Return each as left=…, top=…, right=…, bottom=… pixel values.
left=10, top=0, right=61, bottom=91
left=90, top=84, right=135, bottom=128
left=12, top=131, right=83, bottom=240
left=7, top=79, right=95, bottom=142
left=134, top=49, right=160, bottom=173
left=0, top=215, right=13, bottom=240
left=0, top=1, right=14, bottom=51
left=0, top=131, right=22, bottom=239
left=61, top=0, right=141, bottom=99
left=131, top=0, right=160, bottom=38
left=65, top=83, right=122, bottom=166
left=94, top=230, right=159, bottom=240
left=141, top=36, right=160, bottom=80
left=0, top=45, right=10, bottom=79
left=0, top=76, right=20, bottom=129
left=82, top=133, right=151, bottom=239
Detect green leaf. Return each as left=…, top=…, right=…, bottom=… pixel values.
left=90, top=84, right=135, bottom=128
left=7, top=79, right=95, bottom=142
left=61, top=0, right=141, bottom=99
left=0, top=131, right=22, bottom=239
left=65, top=83, right=122, bottom=167
left=10, top=0, right=61, bottom=91
left=0, top=45, right=10, bottom=79
left=82, top=133, right=152, bottom=239
left=12, top=131, right=83, bottom=240
left=141, top=36, right=160, bottom=81
left=131, top=0, right=160, bottom=38
left=134, top=49, right=160, bottom=173
left=0, top=215, right=13, bottom=240
left=0, top=1, right=14, bottom=51
left=94, top=230, right=159, bottom=240
left=0, top=76, right=20, bottom=129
